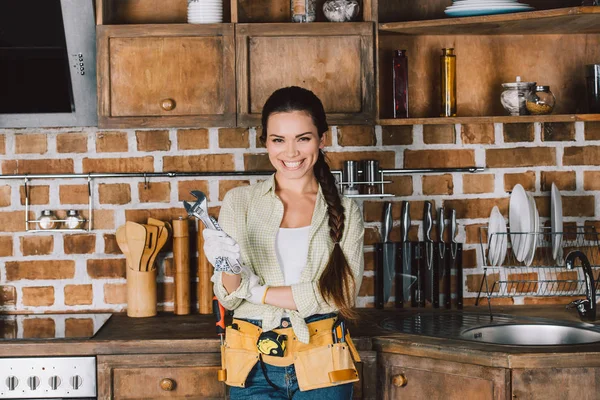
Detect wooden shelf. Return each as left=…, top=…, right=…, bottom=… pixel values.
left=377, top=114, right=600, bottom=126
left=379, top=7, right=600, bottom=35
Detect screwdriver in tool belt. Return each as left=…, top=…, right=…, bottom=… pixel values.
left=213, top=295, right=225, bottom=345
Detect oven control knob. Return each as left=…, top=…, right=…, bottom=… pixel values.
left=70, top=375, right=83, bottom=390
left=27, top=376, right=40, bottom=391
left=49, top=376, right=61, bottom=390
left=5, top=376, right=18, bottom=391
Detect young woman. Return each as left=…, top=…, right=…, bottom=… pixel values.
left=204, top=86, right=364, bottom=399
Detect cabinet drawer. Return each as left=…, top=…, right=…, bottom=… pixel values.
left=112, top=365, right=224, bottom=399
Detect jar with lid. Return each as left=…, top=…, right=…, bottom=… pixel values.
left=64, top=209, right=84, bottom=229
left=291, top=0, right=316, bottom=22
left=323, top=0, right=359, bottom=22
left=525, top=85, right=556, bottom=115
left=500, top=76, right=536, bottom=116
left=38, top=210, right=58, bottom=230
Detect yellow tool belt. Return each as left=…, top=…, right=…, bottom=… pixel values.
left=218, top=317, right=361, bottom=391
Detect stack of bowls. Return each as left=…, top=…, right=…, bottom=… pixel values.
left=188, top=0, right=223, bottom=24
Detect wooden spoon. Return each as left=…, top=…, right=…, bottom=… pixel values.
left=125, top=221, right=147, bottom=272
left=140, top=224, right=159, bottom=272
left=116, top=225, right=133, bottom=269
left=147, top=225, right=170, bottom=271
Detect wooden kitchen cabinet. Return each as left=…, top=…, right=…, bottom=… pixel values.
left=235, top=23, right=375, bottom=126
left=96, top=24, right=236, bottom=128
left=512, top=367, right=600, bottom=400
left=97, top=353, right=226, bottom=399
left=378, top=352, right=510, bottom=400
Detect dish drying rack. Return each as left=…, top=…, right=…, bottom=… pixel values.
left=475, top=226, right=600, bottom=310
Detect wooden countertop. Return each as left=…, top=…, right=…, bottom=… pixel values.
left=1, top=305, right=600, bottom=369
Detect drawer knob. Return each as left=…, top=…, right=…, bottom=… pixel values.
left=160, top=378, right=175, bottom=391
left=392, top=374, right=408, bottom=387
left=160, top=98, right=176, bottom=111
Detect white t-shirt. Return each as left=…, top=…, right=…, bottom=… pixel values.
left=276, top=226, right=310, bottom=286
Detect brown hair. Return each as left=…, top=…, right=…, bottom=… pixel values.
left=260, top=86, right=357, bottom=320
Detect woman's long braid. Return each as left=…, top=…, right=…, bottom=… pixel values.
left=315, top=151, right=358, bottom=320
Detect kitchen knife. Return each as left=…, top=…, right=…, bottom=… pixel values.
left=423, top=201, right=438, bottom=308
left=449, top=209, right=463, bottom=309
left=381, top=202, right=396, bottom=306
left=399, top=201, right=412, bottom=307
left=437, top=207, right=447, bottom=308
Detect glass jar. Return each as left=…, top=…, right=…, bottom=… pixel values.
left=64, top=209, right=83, bottom=229
left=582, top=0, right=600, bottom=5
left=440, top=48, right=456, bottom=117
left=525, top=85, right=556, bottom=115
left=501, top=76, right=536, bottom=116
left=291, top=0, right=316, bottom=22
left=323, top=0, right=359, bottom=22
left=38, top=210, right=58, bottom=230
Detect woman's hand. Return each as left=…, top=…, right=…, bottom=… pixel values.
left=202, top=229, right=240, bottom=267
left=246, top=274, right=269, bottom=305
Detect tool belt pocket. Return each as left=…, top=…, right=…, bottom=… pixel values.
left=222, top=326, right=260, bottom=387
left=294, top=342, right=359, bottom=391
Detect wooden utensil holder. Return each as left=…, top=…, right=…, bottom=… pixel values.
left=126, top=266, right=157, bottom=318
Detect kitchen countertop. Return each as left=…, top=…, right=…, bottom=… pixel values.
left=1, top=305, right=600, bottom=369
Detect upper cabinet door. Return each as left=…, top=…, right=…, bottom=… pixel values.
left=236, top=23, right=375, bottom=126
left=97, top=24, right=235, bottom=128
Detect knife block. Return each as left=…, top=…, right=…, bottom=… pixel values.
left=126, top=267, right=157, bottom=318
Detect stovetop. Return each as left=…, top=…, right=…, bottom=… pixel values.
left=0, top=313, right=112, bottom=340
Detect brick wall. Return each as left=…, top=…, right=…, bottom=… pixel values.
left=0, top=121, right=598, bottom=313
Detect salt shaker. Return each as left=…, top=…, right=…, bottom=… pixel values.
left=64, top=209, right=83, bottom=229
left=38, top=210, right=58, bottom=230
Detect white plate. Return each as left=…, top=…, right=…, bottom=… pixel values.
left=487, top=206, right=507, bottom=266
left=524, top=193, right=539, bottom=267
left=551, top=182, right=563, bottom=261
left=509, top=184, right=531, bottom=262
left=447, top=4, right=531, bottom=9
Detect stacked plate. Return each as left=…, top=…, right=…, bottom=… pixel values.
left=188, top=0, right=223, bottom=24
left=487, top=206, right=507, bottom=266
left=550, top=183, right=563, bottom=261
left=508, top=184, right=539, bottom=267
left=445, top=0, right=534, bottom=17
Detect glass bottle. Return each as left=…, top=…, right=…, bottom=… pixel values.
left=64, top=209, right=83, bottom=229
left=586, top=64, right=600, bottom=113
left=440, top=48, right=457, bottom=117
left=291, top=0, right=316, bottom=22
left=525, top=85, right=556, bottom=115
left=38, top=210, right=58, bottom=230
left=393, top=50, right=409, bottom=118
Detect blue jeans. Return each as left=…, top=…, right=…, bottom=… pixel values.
left=229, top=313, right=353, bottom=399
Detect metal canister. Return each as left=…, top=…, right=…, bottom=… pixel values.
left=342, top=160, right=359, bottom=195
left=364, top=160, right=381, bottom=194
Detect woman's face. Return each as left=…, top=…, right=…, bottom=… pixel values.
left=265, top=110, right=325, bottom=182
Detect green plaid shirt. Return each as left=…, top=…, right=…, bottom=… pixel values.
left=212, top=174, right=365, bottom=344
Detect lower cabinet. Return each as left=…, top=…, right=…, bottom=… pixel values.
left=97, top=353, right=225, bottom=400
left=378, top=353, right=510, bottom=400
left=512, top=367, right=600, bottom=400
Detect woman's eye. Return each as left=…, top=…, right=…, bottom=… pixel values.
left=299, top=137, right=311, bottom=142
left=272, top=138, right=283, bottom=143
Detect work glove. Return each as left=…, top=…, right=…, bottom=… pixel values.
left=245, top=273, right=269, bottom=305
left=202, top=229, right=241, bottom=273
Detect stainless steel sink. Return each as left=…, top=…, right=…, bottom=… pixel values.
left=460, top=324, right=600, bottom=345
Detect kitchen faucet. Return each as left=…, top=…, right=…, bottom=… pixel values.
left=565, top=251, right=597, bottom=322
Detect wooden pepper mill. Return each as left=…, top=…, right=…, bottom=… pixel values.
left=197, top=222, right=214, bottom=314
left=172, top=218, right=190, bottom=315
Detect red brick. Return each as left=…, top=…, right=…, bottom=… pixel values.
left=15, top=134, right=47, bottom=154
left=462, top=248, right=478, bottom=269
left=423, top=124, right=455, bottom=144
left=57, top=133, right=88, bottom=153
left=19, top=185, right=49, bottom=205
left=504, top=171, right=536, bottom=192
left=463, top=297, right=514, bottom=307
left=244, top=154, right=274, bottom=171
left=177, top=129, right=209, bottom=150
left=323, top=151, right=396, bottom=169
left=0, top=135, right=5, bottom=155
left=104, top=234, right=120, bottom=254
left=64, top=284, right=93, bottom=306
left=585, top=121, right=600, bottom=140
left=563, top=146, right=600, bottom=166
left=0, top=185, right=10, bottom=207
left=461, top=124, right=494, bottom=144
left=523, top=296, right=581, bottom=305
left=584, top=171, right=600, bottom=190
left=0, top=211, right=34, bottom=232
left=6, top=260, right=75, bottom=281
left=219, top=180, right=250, bottom=201
left=96, top=131, right=128, bottom=152
left=22, top=287, right=54, bottom=306
left=563, top=196, right=596, bottom=217
left=466, top=273, right=500, bottom=293
left=0, top=236, right=13, bottom=257
left=381, top=125, right=413, bottom=146
left=337, top=126, right=376, bottom=147
left=487, top=147, right=555, bottom=168
left=542, top=122, right=575, bottom=142
left=503, top=123, right=534, bottom=143
left=64, top=234, right=96, bottom=254
left=443, top=198, right=509, bottom=220
left=136, top=130, right=171, bottom=151
left=23, top=318, right=54, bottom=338
left=404, top=149, right=475, bottom=169
left=386, top=175, right=413, bottom=197
left=99, top=183, right=131, bottom=205
left=219, top=128, right=250, bottom=148
left=541, top=171, right=576, bottom=191
left=0, top=286, right=16, bottom=306
left=363, top=200, right=437, bottom=223
left=65, top=318, right=94, bottom=337
left=20, top=236, right=53, bottom=256
left=104, top=283, right=127, bottom=304
left=178, top=180, right=209, bottom=202
left=59, top=184, right=89, bottom=205
left=364, top=252, right=374, bottom=272
left=507, top=273, right=539, bottom=293
left=164, top=154, right=235, bottom=172
left=465, top=224, right=488, bottom=244
left=83, top=156, right=153, bottom=173
left=87, top=259, right=126, bottom=279
left=422, top=174, right=453, bottom=195
left=363, top=227, right=380, bottom=246
left=463, top=174, right=494, bottom=194
left=2, top=159, right=74, bottom=175
left=92, top=210, right=115, bottom=230
left=138, top=181, right=171, bottom=203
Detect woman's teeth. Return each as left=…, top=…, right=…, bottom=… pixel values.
left=282, top=160, right=303, bottom=169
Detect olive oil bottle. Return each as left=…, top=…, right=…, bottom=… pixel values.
left=440, top=48, right=456, bottom=117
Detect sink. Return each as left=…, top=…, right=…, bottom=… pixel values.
left=460, top=324, right=600, bottom=346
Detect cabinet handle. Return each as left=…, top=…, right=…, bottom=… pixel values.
left=160, top=378, right=175, bottom=391
left=392, top=374, right=408, bottom=387
left=160, top=98, right=176, bottom=111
